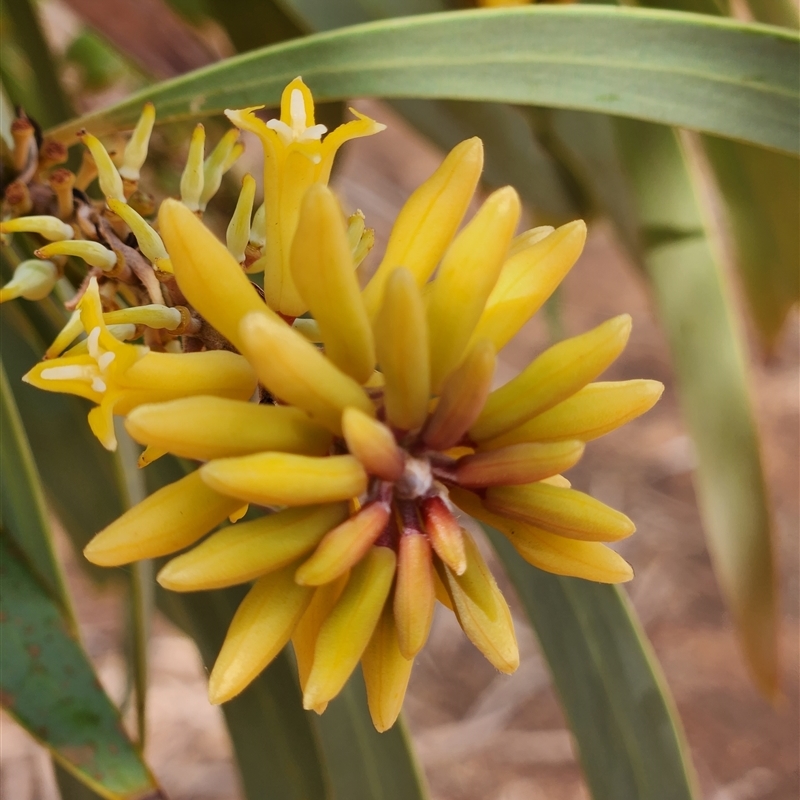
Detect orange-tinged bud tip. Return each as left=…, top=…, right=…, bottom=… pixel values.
left=394, top=532, right=435, bottom=658
left=342, top=407, right=405, bottom=481
left=295, top=501, right=390, bottom=586
left=455, top=440, right=585, bottom=487
left=421, top=496, right=466, bottom=575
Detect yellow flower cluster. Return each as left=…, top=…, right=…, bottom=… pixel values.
left=9, top=79, right=661, bottom=731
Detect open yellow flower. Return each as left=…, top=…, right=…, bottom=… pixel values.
left=77, top=125, right=661, bottom=731
left=225, top=77, right=385, bottom=317
left=23, top=277, right=257, bottom=450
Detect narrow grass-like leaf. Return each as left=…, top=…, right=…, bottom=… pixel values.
left=614, top=118, right=779, bottom=696
left=46, top=7, right=799, bottom=155
left=314, top=667, right=429, bottom=800
left=0, top=532, right=162, bottom=799
left=700, top=136, right=799, bottom=349
left=0, top=362, right=68, bottom=603
left=485, top=525, right=698, bottom=800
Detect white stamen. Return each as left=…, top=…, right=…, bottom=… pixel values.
left=290, top=89, right=307, bottom=132
left=299, top=124, right=327, bottom=143
left=91, top=377, right=107, bottom=392
left=266, top=119, right=294, bottom=146
left=97, top=351, right=116, bottom=372
left=40, top=365, right=96, bottom=382
left=87, top=327, right=101, bottom=359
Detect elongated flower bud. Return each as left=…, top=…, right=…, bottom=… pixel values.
left=0, top=215, right=74, bottom=241
left=471, top=315, right=632, bottom=442
left=209, top=565, right=314, bottom=704
left=374, top=268, right=430, bottom=431
left=180, top=124, right=206, bottom=211
left=437, top=530, right=518, bottom=673
left=292, top=572, right=350, bottom=703
left=420, top=496, right=466, bottom=575
left=49, top=169, right=76, bottom=220
left=126, top=396, right=332, bottom=461
left=342, top=407, right=404, bottom=481
left=227, top=174, right=256, bottom=263
left=158, top=503, right=349, bottom=591
left=103, top=304, right=182, bottom=331
left=239, top=311, right=373, bottom=435
left=303, top=546, right=396, bottom=711
left=84, top=471, right=243, bottom=566
left=200, top=453, right=367, bottom=508
left=480, top=380, right=665, bottom=449
left=455, top=440, right=585, bottom=487
left=159, top=199, right=278, bottom=351
left=426, top=186, right=520, bottom=391
left=11, top=117, right=34, bottom=172
left=485, top=482, right=635, bottom=541
left=80, top=132, right=125, bottom=203
left=507, top=226, right=555, bottom=257
left=45, top=309, right=83, bottom=358
left=450, top=486, right=632, bottom=583
left=469, top=220, right=586, bottom=352
left=423, top=339, right=495, bottom=451
left=120, top=102, right=156, bottom=182
left=291, top=184, right=375, bottom=383
left=362, top=137, right=484, bottom=318
left=75, top=148, right=98, bottom=191
left=249, top=202, right=266, bottom=249
left=36, top=240, right=117, bottom=271
left=201, top=129, right=241, bottom=209
left=295, top=501, right=391, bottom=586
left=394, top=531, right=435, bottom=658
left=362, top=603, right=413, bottom=732
left=0, top=260, right=58, bottom=303
left=107, top=198, right=172, bottom=273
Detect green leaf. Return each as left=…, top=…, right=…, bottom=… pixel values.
left=527, top=107, right=642, bottom=252
left=0, top=531, right=161, bottom=800
left=393, top=98, right=582, bottom=223
left=46, top=7, right=799, bottom=155
left=143, top=456, right=330, bottom=800
left=485, top=526, right=699, bottom=800
left=315, top=667, right=429, bottom=800
left=1, top=0, right=72, bottom=127
left=276, top=0, right=581, bottom=221
left=0, top=361, right=68, bottom=604
left=613, top=119, right=779, bottom=696
left=700, top=136, right=799, bottom=349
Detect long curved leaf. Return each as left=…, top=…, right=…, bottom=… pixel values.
left=485, top=526, right=698, bottom=800
left=613, top=118, right=779, bottom=696
left=701, top=137, right=799, bottom=350
left=46, top=7, right=799, bottom=155
left=315, top=668, right=429, bottom=800
left=0, top=531, right=161, bottom=799
left=0, top=362, right=68, bottom=603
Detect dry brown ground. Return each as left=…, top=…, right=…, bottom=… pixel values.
left=1, top=102, right=798, bottom=800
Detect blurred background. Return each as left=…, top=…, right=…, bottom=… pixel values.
left=0, top=1, right=797, bottom=798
